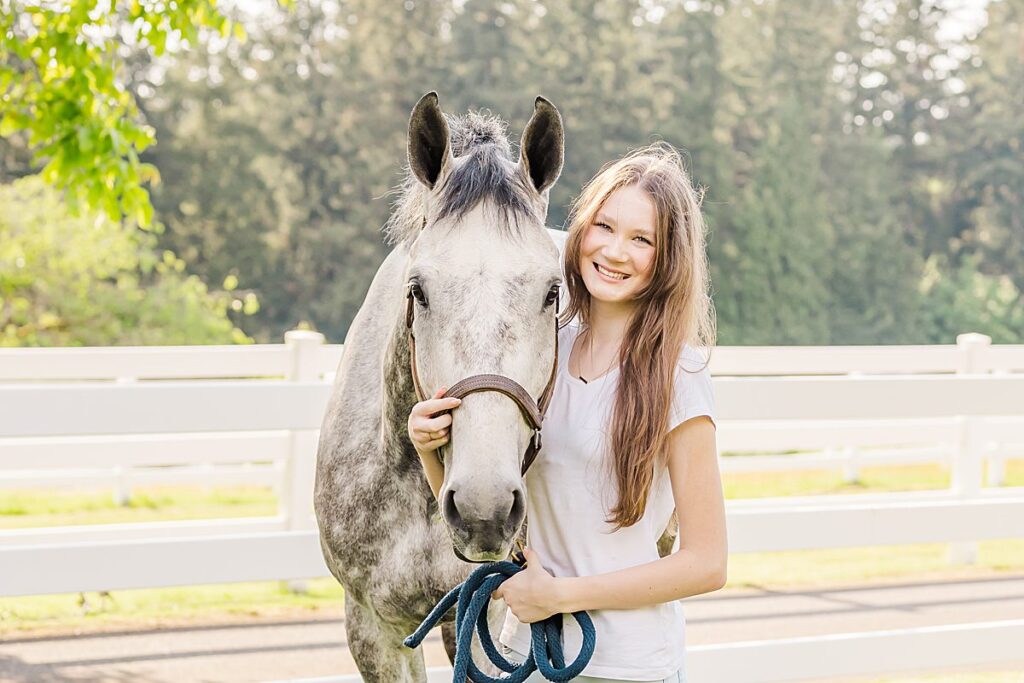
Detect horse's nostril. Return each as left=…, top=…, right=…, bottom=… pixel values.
left=509, top=488, right=525, bottom=526
left=443, top=489, right=463, bottom=529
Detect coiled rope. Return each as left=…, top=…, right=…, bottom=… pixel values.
left=404, top=560, right=596, bottom=682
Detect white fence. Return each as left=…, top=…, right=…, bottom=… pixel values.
left=2, top=332, right=1024, bottom=681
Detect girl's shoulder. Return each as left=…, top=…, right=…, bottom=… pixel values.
left=678, top=343, right=712, bottom=374
left=670, top=344, right=716, bottom=430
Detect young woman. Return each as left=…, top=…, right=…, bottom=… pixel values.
left=408, top=144, right=726, bottom=683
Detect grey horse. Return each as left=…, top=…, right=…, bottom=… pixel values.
left=314, top=92, right=565, bottom=681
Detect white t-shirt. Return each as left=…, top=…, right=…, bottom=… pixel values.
left=499, top=320, right=717, bottom=681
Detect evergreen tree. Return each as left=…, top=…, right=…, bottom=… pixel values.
left=713, top=2, right=835, bottom=344
left=948, top=0, right=1024, bottom=290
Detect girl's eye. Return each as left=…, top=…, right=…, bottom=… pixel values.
left=634, top=236, right=653, bottom=245
left=595, top=222, right=612, bottom=231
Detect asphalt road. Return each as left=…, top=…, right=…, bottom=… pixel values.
left=3, top=574, right=1024, bottom=683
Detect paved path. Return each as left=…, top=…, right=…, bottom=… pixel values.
left=3, top=574, right=1024, bottom=682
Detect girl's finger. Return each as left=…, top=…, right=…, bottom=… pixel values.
left=423, top=414, right=452, bottom=431
left=410, top=414, right=449, bottom=437
left=431, top=386, right=448, bottom=399
left=422, top=436, right=449, bottom=450
left=415, top=397, right=461, bottom=416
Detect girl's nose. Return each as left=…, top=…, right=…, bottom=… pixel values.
left=604, top=236, right=628, bottom=262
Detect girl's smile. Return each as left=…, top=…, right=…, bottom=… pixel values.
left=593, top=262, right=630, bottom=281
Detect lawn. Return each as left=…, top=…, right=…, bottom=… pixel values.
left=852, top=672, right=1024, bottom=683
left=1, top=459, right=1022, bottom=636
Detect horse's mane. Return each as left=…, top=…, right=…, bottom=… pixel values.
left=384, top=110, right=540, bottom=246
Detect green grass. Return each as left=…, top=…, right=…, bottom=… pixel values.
left=3, top=459, right=1019, bottom=529
left=722, top=459, right=1024, bottom=499
left=721, top=459, right=1024, bottom=588
left=0, top=578, right=344, bottom=635
left=727, top=539, right=1024, bottom=588
left=2, top=460, right=1023, bottom=635
left=0, top=485, right=276, bottom=528
left=852, top=672, right=1024, bottom=683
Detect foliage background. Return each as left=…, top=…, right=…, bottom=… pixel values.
left=0, top=176, right=253, bottom=345
left=1, top=0, right=1021, bottom=345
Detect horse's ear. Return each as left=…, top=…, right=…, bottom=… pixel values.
left=408, top=92, right=452, bottom=190
left=519, top=96, right=564, bottom=194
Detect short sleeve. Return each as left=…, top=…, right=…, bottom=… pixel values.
left=667, top=345, right=717, bottom=432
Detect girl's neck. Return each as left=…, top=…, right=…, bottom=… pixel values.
left=586, top=298, right=634, bottom=349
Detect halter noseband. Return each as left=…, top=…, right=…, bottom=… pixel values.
left=405, top=285, right=559, bottom=475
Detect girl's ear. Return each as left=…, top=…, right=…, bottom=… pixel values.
left=408, top=92, right=453, bottom=190
left=519, top=96, right=564, bottom=194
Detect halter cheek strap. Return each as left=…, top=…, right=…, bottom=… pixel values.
left=406, top=286, right=559, bottom=476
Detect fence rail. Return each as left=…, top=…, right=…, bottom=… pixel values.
left=2, top=331, right=1024, bottom=681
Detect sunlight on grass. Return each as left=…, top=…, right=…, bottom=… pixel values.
left=0, top=578, right=344, bottom=635
left=727, top=539, right=1024, bottom=588
left=722, top=463, right=949, bottom=498
left=718, top=460, right=1024, bottom=587
left=2, top=461, right=1022, bottom=634
left=0, top=485, right=277, bottom=529
left=3, top=460, right=1019, bottom=529
left=854, top=671, right=1024, bottom=683
left=720, top=458, right=1023, bottom=499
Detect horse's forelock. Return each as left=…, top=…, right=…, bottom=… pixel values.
left=383, top=110, right=541, bottom=246
left=448, top=110, right=511, bottom=158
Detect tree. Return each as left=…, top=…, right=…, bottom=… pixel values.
left=21, top=0, right=1011, bottom=346
left=842, top=0, right=965, bottom=257
left=823, top=129, right=925, bottom=343
left=0, top=0, right=239, bottom=226
left=917, top=252, right=1024, bottom=344
left=0, top=175, right=252, bottom=346
left=947, top=0, right=1024, bottom=290
left=711, top=2, right=836, bottom=344
left=135, top=0, right=450, bottom=341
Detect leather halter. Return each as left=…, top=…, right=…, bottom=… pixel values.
left=405, top=286, right=559, bottom=475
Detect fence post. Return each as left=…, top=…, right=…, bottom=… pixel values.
left=841, top=445, right=860, bottom=484
left=842, top=371, right=865, bottom=483
left=949, top=333, right=991, bottom=565
left=987, top=452, right=1005, bottom=487
left=112, top=376, right=137, bottom=506
left=281, top=330, right=326, bottom=592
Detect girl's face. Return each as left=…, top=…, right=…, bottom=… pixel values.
left=579, top=184, right=658, bottom=306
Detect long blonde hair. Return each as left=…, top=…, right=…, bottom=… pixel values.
left=561, top=143, right=716, bottom=529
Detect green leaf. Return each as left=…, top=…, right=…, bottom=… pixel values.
left=0, top=116, right=18, bottom=137
left=76, top=126, right=93, bottom=153
left=136, top=196, right=154, bottom=229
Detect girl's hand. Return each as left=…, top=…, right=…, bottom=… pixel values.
left=493, top=548, right=563, bottom=623
left=407, top=386, right=461, bottom=454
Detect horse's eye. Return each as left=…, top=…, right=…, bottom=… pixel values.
left=410, top=282, right=428, bottom=307
left=544, top=284, right=560, bottom=308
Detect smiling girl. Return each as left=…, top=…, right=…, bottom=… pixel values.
left=409, top=143, right=725, bottom=682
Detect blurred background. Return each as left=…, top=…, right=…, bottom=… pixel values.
left=2, top=2, right=1024, bottom=682
left=2, top=0, right=1021, bottom=348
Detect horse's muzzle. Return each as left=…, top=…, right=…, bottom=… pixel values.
left=442, top=485, right=525, bottom=562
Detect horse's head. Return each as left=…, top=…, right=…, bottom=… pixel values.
left=396, top=92, right=563, bottom=562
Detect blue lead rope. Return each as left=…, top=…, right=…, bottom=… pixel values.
left=404, top=560, right=596, bottom=682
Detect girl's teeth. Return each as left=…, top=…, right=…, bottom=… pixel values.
left=597, top=264, right=627, bottom=280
